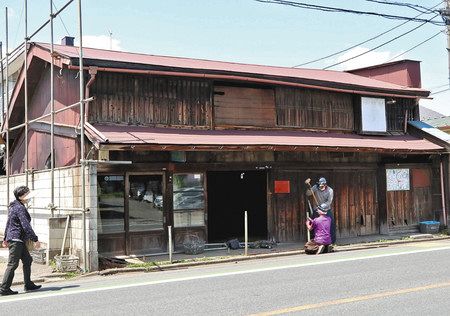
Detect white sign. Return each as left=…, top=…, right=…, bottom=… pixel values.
left=361, top=97, right=387, bottom=132
left=386, top=168, right=410, bottom=191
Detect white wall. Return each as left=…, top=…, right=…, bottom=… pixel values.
left=0, top=164, right=98, bottom=271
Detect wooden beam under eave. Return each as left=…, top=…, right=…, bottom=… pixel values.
left=98, top=143, right=445, bottom=155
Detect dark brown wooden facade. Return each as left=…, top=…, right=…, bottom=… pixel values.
left=6, top=56, right=447, bottom=257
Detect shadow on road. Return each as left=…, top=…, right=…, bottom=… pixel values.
left=27, top=285, right=80, bottom=293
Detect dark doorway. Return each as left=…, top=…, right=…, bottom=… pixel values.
left=207, top=170, right=267, bottom=242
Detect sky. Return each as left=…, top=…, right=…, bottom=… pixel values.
left=2, top=0, right=450, bottom=115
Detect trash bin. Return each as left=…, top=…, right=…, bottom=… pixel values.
left=419, top=221, right=440, bottom=234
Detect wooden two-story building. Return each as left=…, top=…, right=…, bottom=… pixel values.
left=4, top=41, right=448, bottom=257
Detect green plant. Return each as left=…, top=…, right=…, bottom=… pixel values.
left=64, top=272, right=79, bottom=279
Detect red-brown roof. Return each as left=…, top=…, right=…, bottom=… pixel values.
left=86, top=124, right=443, bottom=153
left=35, top=43, right=429, bottom=97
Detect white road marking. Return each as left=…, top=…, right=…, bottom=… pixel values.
left=2, top=244, right=450, bottom=303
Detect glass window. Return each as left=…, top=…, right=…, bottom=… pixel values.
left=98, top=175, right=125, bottom=234
left=173, top=174, right=205, bottom=210
left=129, top=175, right=164, bottom=231
left=173, top=173, right=205, bottom=228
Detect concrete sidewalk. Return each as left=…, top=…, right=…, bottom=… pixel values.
left=0, top=248, right=61, bottom=286
left=1, top=233, right=449, bottom=284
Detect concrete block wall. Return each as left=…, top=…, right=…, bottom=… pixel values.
left=0, top=164, right=98, bottom=271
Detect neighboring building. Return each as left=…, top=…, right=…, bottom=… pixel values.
left=424, top=115, right=450, bottom=133
left=1, top=40, right=448, bottom=269
left=420, top=106, right=446, bottom=121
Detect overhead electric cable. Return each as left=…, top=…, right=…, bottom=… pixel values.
left=385, top=30, right=443, bottom=62
left=53, top=2, right=72, bottom=37
left=292, top=1, right=443, bottom=68
left=322, top=14, right=439, bottom=70
left=12, top=2, right=25, bottom=48
left=254, top=0, right=445, bottom=25
left=428, top=83, right=450, bottom=90
left=430, top=88, right=450, bottom=95
left=365, top=0, right=439, bottom=14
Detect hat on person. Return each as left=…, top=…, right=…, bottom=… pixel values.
left=317, top=203, right=328, bottom=212
left=318, top=177, right=327, bottom=185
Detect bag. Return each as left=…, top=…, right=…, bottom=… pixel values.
left=226, top=239, right=241, bottom=250
left=25, top=239, right=35, bottom=252
left=304, top=240, right=319, bottom=254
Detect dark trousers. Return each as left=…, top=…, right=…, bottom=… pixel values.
left=1, top=241, right=33, bottom=290
left=327, top=210, right=336, bottom=244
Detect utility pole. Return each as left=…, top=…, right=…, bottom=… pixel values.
left=440, top=1, right=450, bottom=85
left=108, top=30, right=112, bottom=50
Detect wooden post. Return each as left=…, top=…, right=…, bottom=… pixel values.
left=61, top=215, right=70, bottom=256
left=244, top=211, right=248, bottom=256
left=168, top=225, right=173, bottom=263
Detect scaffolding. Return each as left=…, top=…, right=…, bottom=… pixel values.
left=1, top=0, right=90, bottom=272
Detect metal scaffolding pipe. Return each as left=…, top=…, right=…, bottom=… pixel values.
left=24, top=0, right=29, bottom=185
left=0, top=42, right=3, bottom=127
left=78, top=0, right=88, bottom=273
left=5, top=7, right=9, bottom=205
left=50, top=0, right=55, bottom=217
left=0, top=43, right=24, bottom=64
left=28, top=0, right=74, bottom=40
left=5, top=97, right=94, bottom=132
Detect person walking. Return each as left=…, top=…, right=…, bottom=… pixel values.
left=0, top=186, right=41, bottom=296
left=306, top=177, right=336, bottom=244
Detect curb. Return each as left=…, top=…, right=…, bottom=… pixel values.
left=91, top=235, right=450, bottom=277
left=8, top=235, right=450, bottom=282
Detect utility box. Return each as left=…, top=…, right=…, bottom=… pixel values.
left=419, top=221, right=440, bottom=234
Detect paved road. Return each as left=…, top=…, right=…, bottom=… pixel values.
left=2, top=239, right=450, bottom=315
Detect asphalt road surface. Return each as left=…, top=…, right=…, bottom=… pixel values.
left=2, top=239, right=450, bottom=315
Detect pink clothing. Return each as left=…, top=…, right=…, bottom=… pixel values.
left=312, top=215, right=331, bottom=245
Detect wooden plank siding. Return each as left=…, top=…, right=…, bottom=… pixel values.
left=270, top=168, right=378, bottom=242
left=89, top=73, right=212, bottom=128
left=213, top=86, right=276, bottom=127
left=386, top=165, right=435, bottom=230
left=385, top=98, right=417, bottom=132
left=275, top=87, right=354, bottom=131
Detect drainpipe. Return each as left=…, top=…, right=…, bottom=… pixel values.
left=84, top=66, right=97, bottom=121
left=440, top=159, right=447, bottom=226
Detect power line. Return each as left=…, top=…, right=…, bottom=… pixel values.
left=430, top=88, right=450, bottom=95
left=385, top=30, right=444, bottom=62
left=428, top=83, right=450, bottom=90
left=254, top=0, right=446, bottom=26
left=293, top=1, right=444, bottom=68
left=53, top=2, right=72, bottom=37
left=12, top=2, right=25, bottom=47
left=322, top=14, right=438, bottom=70
left=365, top=0, right=439, bottom=14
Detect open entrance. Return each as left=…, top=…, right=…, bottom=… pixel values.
left=207, top=170, right=267, bottom=242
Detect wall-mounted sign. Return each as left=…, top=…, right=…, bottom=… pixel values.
left=274, top=180, right=290, bottom=194
left=412, top=168, right=431, bottom=188
left=386, top=168, right=410, bottom=191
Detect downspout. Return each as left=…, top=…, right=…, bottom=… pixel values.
left=440, top=158, right=447, bottom=226
left=84, top=66, right=97, bottom=121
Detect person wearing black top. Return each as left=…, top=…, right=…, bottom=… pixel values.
left=0, top=186, right=42, bottom=296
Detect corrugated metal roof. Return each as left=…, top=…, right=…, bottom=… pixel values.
left=88, top=124, right=443, bottom=152
left=35, top=43, right=428, bottom=96
left=409, top=121, right=450, bottom=144
left=423, top=115, right=450, bottom=129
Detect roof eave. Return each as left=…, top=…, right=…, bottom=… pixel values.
left=69, top=58, right=430, bottom=98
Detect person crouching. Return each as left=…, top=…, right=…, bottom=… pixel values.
left=304, top=203, right=331, bottom=255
